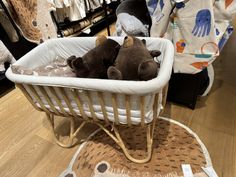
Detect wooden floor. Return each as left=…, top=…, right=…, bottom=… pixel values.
left=0, top=23, right=236, bottom=176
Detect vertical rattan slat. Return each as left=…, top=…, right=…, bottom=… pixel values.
left=58, top=87, right=78, bottom=118
left=47, top=86, right=69, bottom=116
left=140, top=96, right=145, bottom=127
left=70, top=89, right=88, bottom=120
left=97, top=92, right=109, bottom=124
left=153, top=94, right=159, bottom=120
left=27, top=85, right=50, bottom=114
left=162, top=84, right=169, bottom=110
left=16, top=84, right=42, bottom=111
left=151, top=94, right=159, bottom=138
left=84, top=90, right=98, bottom=122
left=38, top=86, right=61, bottom=115
left=111, top=93, right=119, bottom=125
left=125, top=95, right=132, bottom=127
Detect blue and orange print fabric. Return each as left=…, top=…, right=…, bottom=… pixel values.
left=147, top=0, right=236, bottom=74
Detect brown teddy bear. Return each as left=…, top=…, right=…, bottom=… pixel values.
left=67, top=35, right=120, bottom=79
left=107, top=36, right=161, bottom=81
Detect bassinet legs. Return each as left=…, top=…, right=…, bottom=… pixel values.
left=96, top=120, right=156, bottom=163
left=18, top=83, right=163, bottom=163
left=46, top=113, right=87, bottom=148
left=46, top=112, right=156, bottom=163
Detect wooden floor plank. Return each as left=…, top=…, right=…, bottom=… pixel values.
left=0, top=135, right=52, bottom=177
left=26, top=141, right=78, bottom=177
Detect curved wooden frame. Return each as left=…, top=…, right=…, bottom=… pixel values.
left=46, top=112, right=157, bottom=163
left=16, top=83, right=167, bottom=163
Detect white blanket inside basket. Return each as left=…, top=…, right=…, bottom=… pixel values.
left=34, top=92, right=162, bottom=124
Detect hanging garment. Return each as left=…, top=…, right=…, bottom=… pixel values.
left=88, top=0, right=102, bottom=11
left=0, top=9, right=19, bottom=42
left=0, top=1, right=19, bottom=42
left=148, top=0, right=236, bottom=74
left=147, top=0, right=173, bottom=37
left=6, top=0, right=57, bottom=44
left=171, top=0, right=219, bottom=74
left=214, top=0, right=236, bottom=51
left=48, top=0, right=87, bottom=22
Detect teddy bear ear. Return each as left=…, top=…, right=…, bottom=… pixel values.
left=123, top=36, right=134, bottom=48
left=96, top=35, right=107, bottom=46
left=138, top=60, right=159, bottom=81
left=107, top=66, right=122, bottom=80
left=71, top=57, right=89, bottom=70
left=141, top=39, right=146, bottom=45
left=67, top=55, right=77, bottom=68
left=149, top=50, right=161, bottom=58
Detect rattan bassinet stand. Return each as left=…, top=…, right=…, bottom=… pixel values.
left=7, top=37, right=174, bottom=164
left=16, top=83, right=168, bottom=163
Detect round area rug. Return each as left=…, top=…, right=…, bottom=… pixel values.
left=59, top=117, right=214, bottom=177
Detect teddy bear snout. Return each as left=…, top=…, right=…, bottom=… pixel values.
left=66, top=55, right=76, bottom=69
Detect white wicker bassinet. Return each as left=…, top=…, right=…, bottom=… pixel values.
left=6, top=37, right=174, bottom=163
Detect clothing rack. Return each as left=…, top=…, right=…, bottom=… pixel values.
left=51, top=0, right=120, bottom=37
left=0, top=0, right=120, bottom=40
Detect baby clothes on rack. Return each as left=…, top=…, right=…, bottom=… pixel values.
left=87, top=0, right=102, bottom=11
left=48, top=0, right=104, bottom=23
left=103, top=0, right=118, bottom=4
left=58, top=7, right=107, bottom=36
left=48, top=0, right=86, bottom=22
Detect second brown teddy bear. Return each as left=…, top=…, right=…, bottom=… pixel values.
left=107, top=36, right=161, bottom=81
